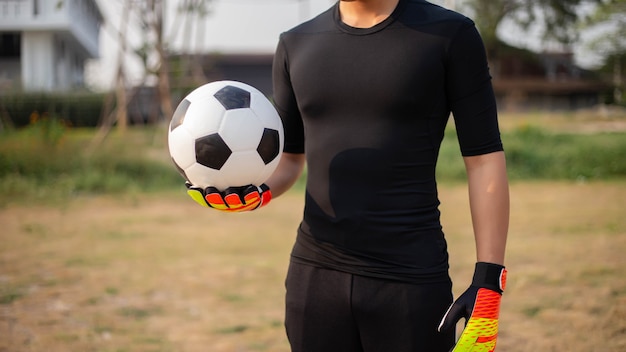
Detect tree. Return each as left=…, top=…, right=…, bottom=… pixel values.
left=133, top=0, right=214, bottom=122
left=91, top=0, right=134, bottom=150
left=136, top=0, right=174, bottom=123
left=462, top=0, right=601, bottom=58
left=166, top=0, right=214, bottom=94
left=91, top=0, right=214, bottom=149
left=581, top=0, right=626, bottom=104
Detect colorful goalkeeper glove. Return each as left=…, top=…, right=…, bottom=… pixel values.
left=438, top=262, right=507, bottom=352
left=185, top=183, right=272, bottom=212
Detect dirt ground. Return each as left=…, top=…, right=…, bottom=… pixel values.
left=1, top=181, right=625, bottom=352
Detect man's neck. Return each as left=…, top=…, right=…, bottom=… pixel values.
left=338, top=0, right=401, bottom=28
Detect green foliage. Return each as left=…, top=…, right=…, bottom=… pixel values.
left=437, top=125, right=626, bottom=181
left=0, top=126, right=181, bottom=205
left=581, top=0, right=626, bottom=105
left=0, top=285, right=24, bottom=305
left=463, top=0, right=601, bottom=57
left=23, top=113, right=68, bottom=145
left=1, top=124, right=625, bottom=205
left=0, top=92, right=106, bottom=128
left=508, top=125, right=626, bottom=179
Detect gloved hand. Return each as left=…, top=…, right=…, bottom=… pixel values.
left=186, top=182, right=272, bottom=212
left=438, top=262, right=507, bottom=352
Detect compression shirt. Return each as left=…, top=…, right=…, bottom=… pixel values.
left=272, top=0, right=503, bottom=283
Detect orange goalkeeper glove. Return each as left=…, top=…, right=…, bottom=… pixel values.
left=438, top=262, right=507, bottom=352
left=186, top=183, right=272, bottom=212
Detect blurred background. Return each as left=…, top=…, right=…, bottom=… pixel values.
left=0, top=0, right=624, bottom=127
left=0, top=1, right=625, bottom=351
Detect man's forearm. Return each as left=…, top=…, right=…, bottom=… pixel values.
left=265, top=152, right=306, bottom=198
left=463, top=151, right=510, bottom=265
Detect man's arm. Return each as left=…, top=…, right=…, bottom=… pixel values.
left=463, top=150, right=509, bottom=265
left=438, top=151, right=509, bottom=351
left=265, top=152, right=306, bottom=198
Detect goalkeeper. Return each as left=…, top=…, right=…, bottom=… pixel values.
left=186, top=0, right=509, bottom=351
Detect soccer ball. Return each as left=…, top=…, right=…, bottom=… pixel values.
left=168, top=80, right=284, bottom=191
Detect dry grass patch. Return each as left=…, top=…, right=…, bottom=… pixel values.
left=1, top=182, right=625, bottom=351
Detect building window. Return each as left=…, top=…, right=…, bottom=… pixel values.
left=0, top=33, right=21, bottom=58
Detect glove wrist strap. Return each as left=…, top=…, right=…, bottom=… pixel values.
left=472, top=262, right=507, bottom=294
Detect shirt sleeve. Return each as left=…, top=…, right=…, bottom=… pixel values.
left=272, top=35, right=306, bottom=154
left=446, top=22, right=503, bottom=156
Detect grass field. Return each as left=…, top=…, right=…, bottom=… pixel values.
left=1, top=182, right=625, bottom=352
left=1, top=110, right=625, bottom=351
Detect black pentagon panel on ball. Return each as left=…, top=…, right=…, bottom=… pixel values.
left=170, top=99, right=191, bottom=131
left=213, top=85, right=251, bottom=110
left=257, top=128, right=280, bottom=165
left=195, top=133, right=232, bottom=170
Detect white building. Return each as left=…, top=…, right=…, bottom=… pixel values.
left=0, top=0, right=103, bottom=92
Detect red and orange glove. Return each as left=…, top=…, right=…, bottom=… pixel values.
left=186, top=182, right=272, bottom=212
left=438, top=262, right=507, bottom=352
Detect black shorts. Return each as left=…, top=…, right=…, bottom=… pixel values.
left=284, top=261, right=455, bottom=352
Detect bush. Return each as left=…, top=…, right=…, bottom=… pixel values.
left=1, top=123, right=625, bottom=205
left=1, top=92, right=106, bottom=128
left=0, top=124, right=181, bottom=205
left=437, top=125, right=626, bottom=181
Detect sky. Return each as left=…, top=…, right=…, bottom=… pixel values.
left=86, top=0, right=601, bottom=91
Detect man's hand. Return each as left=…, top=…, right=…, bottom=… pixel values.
left=186, top=183, right=272, bottom=212
left=438, top=262, right=507, bottom=352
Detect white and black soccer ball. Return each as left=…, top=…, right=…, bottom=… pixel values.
left=168, top=80, right=284, bottom=191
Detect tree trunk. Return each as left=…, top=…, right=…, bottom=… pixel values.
left=614, top=59, right=623, bottom=104
left=154, top=0, right=174, bottom=121
left=90, top=0, right=132, bottom=150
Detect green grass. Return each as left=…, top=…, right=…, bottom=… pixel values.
left=0, top=121, right=181, bottom=205
left=437, top=124, right=626, bottom=181
left=0, top=285, right=24, bottom=305
left=1, top=119, right=625, bottom=205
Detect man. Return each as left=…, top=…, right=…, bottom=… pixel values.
left=187, top=0, right=509, bottom=351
